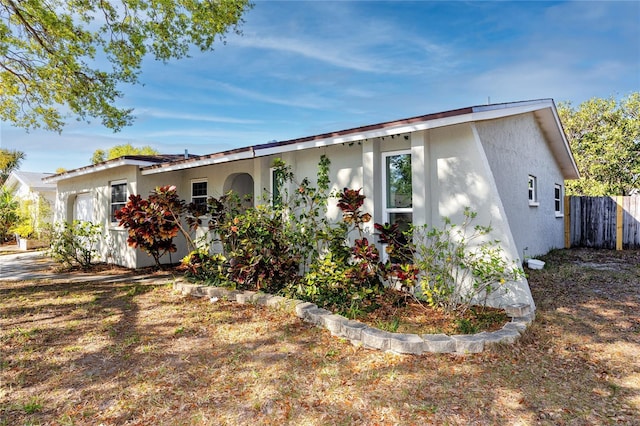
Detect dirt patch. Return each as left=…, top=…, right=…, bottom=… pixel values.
left=0, top=248, right=638, bottom=425
left=352, top=290, right=509, bottom=335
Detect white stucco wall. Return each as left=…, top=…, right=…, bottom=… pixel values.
left=475, top=113, right=566, bottom=258
left=423, top=123, right=535, bottom=309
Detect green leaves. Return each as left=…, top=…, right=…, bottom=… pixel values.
left=0, top=0, right=252, bottom=132
left=558, top=92, right=639, bottom=196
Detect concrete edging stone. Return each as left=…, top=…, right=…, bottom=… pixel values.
left=174, top=281, right=534, bottom=355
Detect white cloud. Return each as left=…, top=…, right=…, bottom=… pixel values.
left=138, top=108, right=263, bottom=124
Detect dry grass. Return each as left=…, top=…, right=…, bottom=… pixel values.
left=1, top=248, right=639, bottom=425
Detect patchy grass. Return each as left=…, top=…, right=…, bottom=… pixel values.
left=0, top=248, right=639, bottom=425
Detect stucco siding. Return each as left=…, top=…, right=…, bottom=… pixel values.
left=424, top=123, right=535, bottom=308
left=476, top=113, right=566, bottom=258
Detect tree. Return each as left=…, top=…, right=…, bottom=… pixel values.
left=558, top=93, right=640, bottom=196
left=91, top=143, right=160, bottom=164
left=0, top=148, right=26, bottom=186
left=0, top=0, right=252, bottom=133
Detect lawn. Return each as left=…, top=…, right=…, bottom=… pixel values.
left=1, top=248, right=638, bottom=425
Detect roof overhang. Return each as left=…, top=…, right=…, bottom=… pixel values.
left=42, top=158, right=164, bottom=184
left=141, top=148, right=254, bottom=175
left=248, top=99, right=580, bottom=180
left=41, top=99, right=580, bottom=183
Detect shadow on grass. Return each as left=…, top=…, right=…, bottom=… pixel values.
left=1, top=248, right=639, bottom=424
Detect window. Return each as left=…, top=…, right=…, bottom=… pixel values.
left=191, top=180, right=208, bottom=211
left=528, top=175, right=538, bottom=206
left=383, top=151, right=412, bottom=231
left=554, top=184, right=563, bottom=216
left=110, top=181, right=127, bottom=223
left=271, top=167, right=285, bottom=207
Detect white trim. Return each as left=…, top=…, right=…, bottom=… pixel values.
left=254, top=102, right=557, bottom=158
left=43, top=159, right=160, bottom=183
left=141, top=151, right=254, bottom=175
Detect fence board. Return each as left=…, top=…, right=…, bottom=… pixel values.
left=623, top=195, right=640, bottom=248
left=568, top=195, right=640, bottom=249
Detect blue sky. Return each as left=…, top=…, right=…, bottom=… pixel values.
left=2, top=0, right=639, bottom=173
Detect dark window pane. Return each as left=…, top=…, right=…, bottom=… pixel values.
left=192, top=181, right=207, bottom=197
left=192, top=197, right=207, bottom=210
left=389, top=212, right=413, bottom=233
left=111, top=183, right=126, bottom=203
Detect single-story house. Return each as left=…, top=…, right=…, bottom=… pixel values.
left=5, top=171, right=56, bottom=205
left=43, top=99, right=580, bottom=310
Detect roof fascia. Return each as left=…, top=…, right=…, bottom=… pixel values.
left=534, top=105, right=580, bottom=180
left=255, top=100, right=556, bottom=157
left=42, top=158, right=160, bottom=184
left=140, top=149, right=254, bottom=175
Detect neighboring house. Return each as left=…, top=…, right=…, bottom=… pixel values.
left=44, top=99, right=580, bottom=310
left=4, top=171, right=57, bottom=232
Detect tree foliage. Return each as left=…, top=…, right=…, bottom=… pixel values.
left=91, top=143, right=159, bottom=164
left=0, top=0, right=252, bottom=132
left=559, top=93, right=640, bottom=196
left=0, top=148, right=26, bottom=186
left=0, top=187, right=20, bottom=242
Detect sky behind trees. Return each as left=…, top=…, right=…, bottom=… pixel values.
left=2, top=0, right=639, bottom=173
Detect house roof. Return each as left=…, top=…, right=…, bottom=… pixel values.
left=42, top=154, right=196, bottom=184
left=44, top=99, right=580, bottom=183
left=4, top=171, right=56, bottom=192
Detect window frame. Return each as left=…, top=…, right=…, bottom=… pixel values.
left=190, top=179, right=208, bottom=211
left=110, top=180, right=127, bottom=224
left=528, top=175, right=539, bottom=207
left=554, top=183, right=563, bottom=217
left=382, top=150, right=413, bottom=226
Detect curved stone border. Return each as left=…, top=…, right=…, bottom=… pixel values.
left=173, top=281, right=535, bottom=355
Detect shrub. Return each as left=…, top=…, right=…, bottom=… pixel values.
left=180, top=251, right=230, bottom=286
left=115, top=185, right=186, bottom=268
left=224, top=205, right=301, bottom=293
left=49, top=220, right=102, bottom=269
left=293, top=188, right=384, bottom=314
left=413, top=208, right=524, bottom=313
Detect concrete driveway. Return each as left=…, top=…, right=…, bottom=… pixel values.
left=0, top=249, right=178, bottom=284
left=0, top=251, right=58, bottom=281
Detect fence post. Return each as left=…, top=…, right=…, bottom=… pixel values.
left=564, top=196, right=571, bottom=249
left=616, top=195, right=623, bottom=251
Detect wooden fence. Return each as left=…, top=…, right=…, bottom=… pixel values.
left=565, top=195, right=640, bottom=249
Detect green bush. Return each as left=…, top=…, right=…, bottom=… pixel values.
left=181, top=251, right=231, bottom=286
left=49, top=220, right=102, bottom=269
left=413, top=208, right=524, bottom=313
